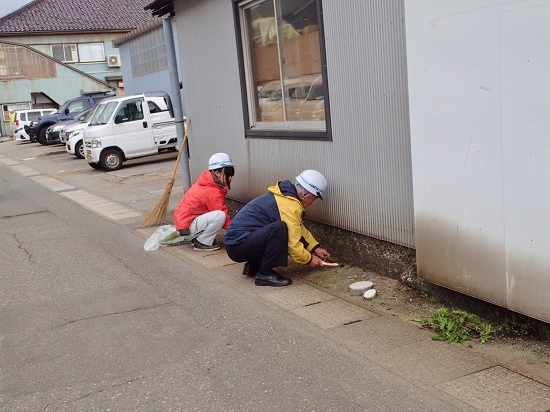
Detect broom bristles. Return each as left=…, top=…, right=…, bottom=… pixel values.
left=137, top=177, right=176, bottom=228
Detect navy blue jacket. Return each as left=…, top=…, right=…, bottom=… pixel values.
left=224, top=180, right=319, bottom=264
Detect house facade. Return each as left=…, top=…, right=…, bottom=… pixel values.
left=144, top=0, right=549, bottom=324
left=0, top=0, right=156, bottom=136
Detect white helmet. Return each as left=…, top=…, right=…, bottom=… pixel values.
left=208, top=153, right=234, bottom=170
left=295, top=170, right=327, bottom=200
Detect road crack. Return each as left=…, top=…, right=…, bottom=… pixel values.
left=56, top=302, right=174, bottom=327
left=13, top=233, right=34, bottom=262
left=1, top=210, right=49, bottom=219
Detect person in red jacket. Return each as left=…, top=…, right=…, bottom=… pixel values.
left=174, top=153, right=235, bottom=251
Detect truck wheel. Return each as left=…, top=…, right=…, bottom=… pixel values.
left=75, top=140, right=85, bottom=159
left=100, top=149, right=123, bottom=171
left=88, top=162, right=101, bottom=169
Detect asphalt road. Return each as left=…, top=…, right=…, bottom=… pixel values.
left=0, top=142, right=470, bottom=411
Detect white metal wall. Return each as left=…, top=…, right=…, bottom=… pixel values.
left=405, top=1, right=550, bottom=322
left=174, top=0, right=414, bottom=247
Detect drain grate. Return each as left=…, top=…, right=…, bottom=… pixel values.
left=439, top=366, right=550, bottom=411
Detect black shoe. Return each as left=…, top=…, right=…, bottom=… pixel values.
left=242, top=262, right=258, bottom=277
left=193, top=240, right=220, bottom=251
left=254, top=271, right=292, bottom=287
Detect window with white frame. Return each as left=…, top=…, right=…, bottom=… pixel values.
left=32, top=43, right=105, bottom=63
left=78, top=43, right=105, bottom=62
left=236, top=0, right=330, bottom=139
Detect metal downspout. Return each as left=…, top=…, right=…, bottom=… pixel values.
left=163, top=15, right=191, bottom=191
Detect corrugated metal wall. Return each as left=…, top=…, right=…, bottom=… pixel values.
left=405, top=1, right=550, bottom=323
left=175, top=0, right=414, bottom=247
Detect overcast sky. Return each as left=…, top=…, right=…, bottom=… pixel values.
left=0, top=0, right=34, bottom=18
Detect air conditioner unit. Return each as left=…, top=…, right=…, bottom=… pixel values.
left=107, top=55, right=121, bottom=67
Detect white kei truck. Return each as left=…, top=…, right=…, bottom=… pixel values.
left=83, top=92, right=178, bottom=171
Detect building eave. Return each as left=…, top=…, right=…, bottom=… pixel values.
left=144, top=0, right=174, bottom=17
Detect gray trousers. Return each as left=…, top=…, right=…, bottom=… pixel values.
left=189, top=210, right=226, bottom=246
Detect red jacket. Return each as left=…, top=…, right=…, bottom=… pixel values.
left=174, top=171, right=231, bottom=230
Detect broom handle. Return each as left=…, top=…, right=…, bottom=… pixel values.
left=170, top=118, right=191, bottom=180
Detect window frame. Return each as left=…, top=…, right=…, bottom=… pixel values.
left=51, top=44, right=78, bottom=63
left=233, top=0, right=332, bottom=141
left=32, top=43, right=105, bottom=63
left=77, top=43, right=106, bottom=63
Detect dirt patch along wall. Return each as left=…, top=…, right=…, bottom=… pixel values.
left=226, top=198, right=417, bottom=282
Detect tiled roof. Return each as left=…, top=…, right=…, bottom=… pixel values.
left=113, top=17, right=163, bottom=46
left=0, top=0, right=156, bottom=34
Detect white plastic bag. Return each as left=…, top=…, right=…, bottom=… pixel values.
left=144, top=225, right=178, bottom=251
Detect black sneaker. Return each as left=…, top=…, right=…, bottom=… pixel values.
left=193, top=240, right=220, bottom=251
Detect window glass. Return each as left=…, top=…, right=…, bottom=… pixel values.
left=115, top=101, right=144, bottom=123
left=66, top=100, right=90, bottom=116
left=239, top=0, right=327, bottom=133
left=51, top=44, right=78, bottom=62
left=148, top=101, right=162, bottom=113
left=28, top=111, right=42, bottom=121
left=78, top=43, right=105, bottom=62
left=30, top=44, right=50, bottom=55
left=89, top=102, right=118, bottom=126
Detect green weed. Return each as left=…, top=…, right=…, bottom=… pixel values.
left=420, top=291, right=442, bottom=304
left=418, top=308, right=498, bottom=343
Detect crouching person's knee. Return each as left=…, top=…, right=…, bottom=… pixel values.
left=271, top=220, right=288, bottom=241
left=272, top=220, right=287, bottom=233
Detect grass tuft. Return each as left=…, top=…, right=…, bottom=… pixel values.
left=417, top=308, right=498, bottom=343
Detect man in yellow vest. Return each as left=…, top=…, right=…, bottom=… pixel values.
left=8, top=110, right=16, bottom=137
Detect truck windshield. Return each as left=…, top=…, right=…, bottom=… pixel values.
left=89, top=102, right=118, bottom=126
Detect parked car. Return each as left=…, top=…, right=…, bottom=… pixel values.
left=13, top=109, right=57, bottom=142
left=259, top=75, right=317, bottom=122
left=257, top=80, right=281, bottom=105
left=63, top=109, right=95, bottom=159
left=84, top=92, right=178, bottom=171
left=45, top=108, right=93, bottom=145
left=25, top=91, right=114, bottom=145
left=293, top=76, right=325, bottom=121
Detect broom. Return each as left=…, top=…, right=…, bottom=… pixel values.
left=137, top=118, right=191, bottom=228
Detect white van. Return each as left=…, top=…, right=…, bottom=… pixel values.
left=62, top=109, right=95, bottom=159
left=83, top=93, right=178, bottom=171
left=14, top=109, right=56, bottom=141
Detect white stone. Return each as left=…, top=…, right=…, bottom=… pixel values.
left=363, top=289, right=377, bottom=300
left=349, top=280, right=374, bottom=296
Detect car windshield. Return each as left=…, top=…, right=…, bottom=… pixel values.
left=73, top=110, right=88, bottom=121
left=259, top=87, right=277, bottom=98
left=77, top=109, right=94, bottom=123
left=54, top=100, right=71, bottom=115
left=89, top=102, right=118, bottom=126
